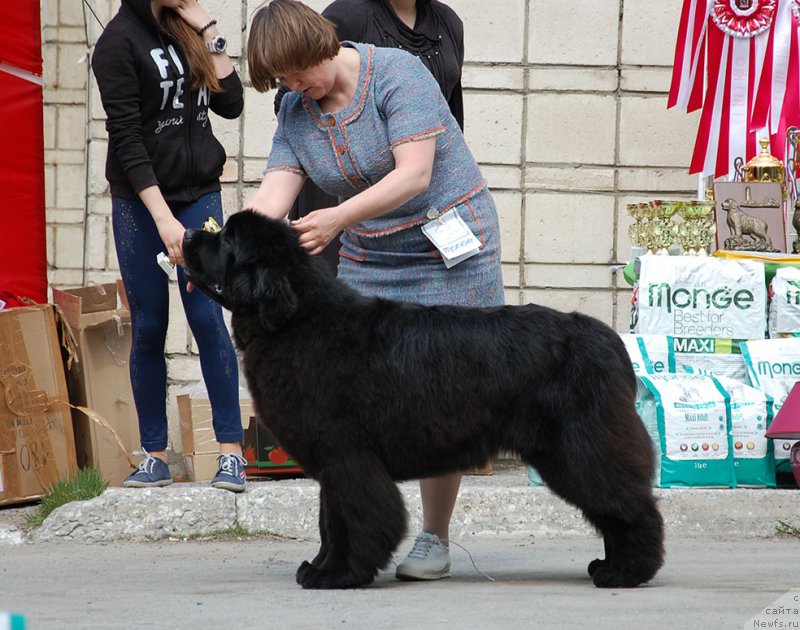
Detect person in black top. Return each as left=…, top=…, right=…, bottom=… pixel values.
left=92, top=0, right=248, bottom=492
left=271, top=0, right=468, bottom=582
left=324, top=0, right=464, bottom=128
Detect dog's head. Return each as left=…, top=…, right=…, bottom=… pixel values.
left=183, top=211, right=301, bottom=331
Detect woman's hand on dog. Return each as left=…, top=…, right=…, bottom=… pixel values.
left=291, top=208, right=342, bottom=256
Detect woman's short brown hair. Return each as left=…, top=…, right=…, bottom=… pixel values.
left=247, top=0, right=340, bottom=92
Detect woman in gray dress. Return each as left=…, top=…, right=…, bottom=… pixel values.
left=276, top=0, right=466, bottom=272
left=246, top=0, right=503, bottom=581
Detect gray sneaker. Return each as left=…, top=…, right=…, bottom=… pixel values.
left=395, top=531, right=451, bottom=581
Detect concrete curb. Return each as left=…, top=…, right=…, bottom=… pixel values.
left=0, top=525, right=24, bottom=545
left=14, top=467, right=800, bottom=545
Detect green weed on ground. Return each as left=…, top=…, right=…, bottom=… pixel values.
left=776, top=521, right=800, bottom=538
left=26, top=467, right=108, bottom=528
left=185, top=524, right=295, bottom=542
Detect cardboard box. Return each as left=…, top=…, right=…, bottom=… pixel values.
left=0, top=304, right=78, bottom=505
left=52, top=284, right=139, bottom=485
left=242, top=412, right=303, bottom=476
left=178, top=391, right=302, bottom=480
left=53, top=283, right=117, bottom=319
left=178, top=393, right=252, bottom=482
left=183, top=452, right=223, bottom=484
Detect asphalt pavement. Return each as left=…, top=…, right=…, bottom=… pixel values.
left=1, top=535, right=798, bottom=629
left=1, top=460, right=799, bottom=629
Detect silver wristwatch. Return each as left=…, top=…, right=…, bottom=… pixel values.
left=206, top=34, right=228, bottom=54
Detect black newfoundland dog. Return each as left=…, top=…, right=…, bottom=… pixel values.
left=183, top=210, right=664, bottom=590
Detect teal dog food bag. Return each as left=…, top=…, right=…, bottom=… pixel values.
left=639, top=373, right=735, bottom=488
left=713, top=376, right=775, bottom=487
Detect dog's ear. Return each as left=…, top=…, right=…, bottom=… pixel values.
left=253, top=267, right=298, bottom=331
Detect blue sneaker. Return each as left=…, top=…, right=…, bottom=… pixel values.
left=123, top=452, right=173, bottom=488
left=211, top=454, right=247, bottom=492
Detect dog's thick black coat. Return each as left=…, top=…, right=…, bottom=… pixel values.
left=183, top=211, right=664, bottom=590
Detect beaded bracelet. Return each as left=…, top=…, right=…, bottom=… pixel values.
left=197, top=19, right=217, bottom=36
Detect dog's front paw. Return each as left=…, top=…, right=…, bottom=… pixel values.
left=590, top=563, right=651, bottom=589
left=295, top=560, right=314, bottom=585
left=296, top=563, right=374, bottom=590
left=587, top=558, right=608, bottom=577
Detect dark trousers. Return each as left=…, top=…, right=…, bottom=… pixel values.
left=112, top=192, right=243, bottom=452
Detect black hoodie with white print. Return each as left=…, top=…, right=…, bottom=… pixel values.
left=91, top=0, right=243, bottom=202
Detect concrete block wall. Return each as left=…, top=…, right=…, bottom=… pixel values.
left=43, top=0, right=702, bottom=448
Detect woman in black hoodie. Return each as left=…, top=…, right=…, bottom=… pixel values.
left=92, top=0, right=247, bottom=491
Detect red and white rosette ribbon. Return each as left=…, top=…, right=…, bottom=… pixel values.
left=669, top=0, right=714, bottom=111
left=771, top=3, right=800, bottom=163
left=670, top=0, right=787, bottom=177
left=747, top=0, right=798, bottom=163
left=669, top=0, right=800, bottom=177
left=711, top=0, right=776, bottom=38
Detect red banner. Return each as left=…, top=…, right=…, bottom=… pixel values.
left=0, top=2, right=46, bottom=304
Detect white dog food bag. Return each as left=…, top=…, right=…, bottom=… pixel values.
left=635, top=255, right=767, bottom=340
left=713, top=376, right=775, bottom=487
left=741, top=338, right=800, bottom=473
left=638, top=373, right=735, bottom=488
left=670, top=337, right=750, bottom=383
left=619, top=334, right=674, bottom=476
left=768, top=267, right=800, bottom=338
left=619, top=334, right=672, bottom=375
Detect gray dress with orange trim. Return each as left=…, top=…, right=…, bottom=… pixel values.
left=266, top=42, right=503, bottom=307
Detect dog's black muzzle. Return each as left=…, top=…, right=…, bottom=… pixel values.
left=182, top=228, right=226, bottom=306
left=182, top=228, right=202, bottom=282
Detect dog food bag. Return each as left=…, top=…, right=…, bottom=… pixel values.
left=635, top=255, right=767, bottom=340
left=619, top=334, right=672, bottom=375
left=670, top=337, right=750, bottom=383
left=638, top=373, right=735, bottom=488
left=713, top=376, right=775, bottom=487
left=768, top=267, right=800, bottom=338
left=527, top=466, right=544, bottom=486
left=620, top=334, right=674, bottom=468
left=741, top=338, right=800, bottom=473
left=634, top=381, right=663, bottom=486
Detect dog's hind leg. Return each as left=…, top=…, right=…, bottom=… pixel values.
left=296, top=456, right=407, bottom=589
left=583, top=500, right=663, bottom=588
left=521, top=395, right=664, bottom=588
left=531, top=457, right=663, bottom=588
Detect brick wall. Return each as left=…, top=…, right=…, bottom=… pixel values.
left=43, top=0, right=701, bottom=444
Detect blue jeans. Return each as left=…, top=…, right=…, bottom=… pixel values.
left=112, top=192, right=242, bottom=452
